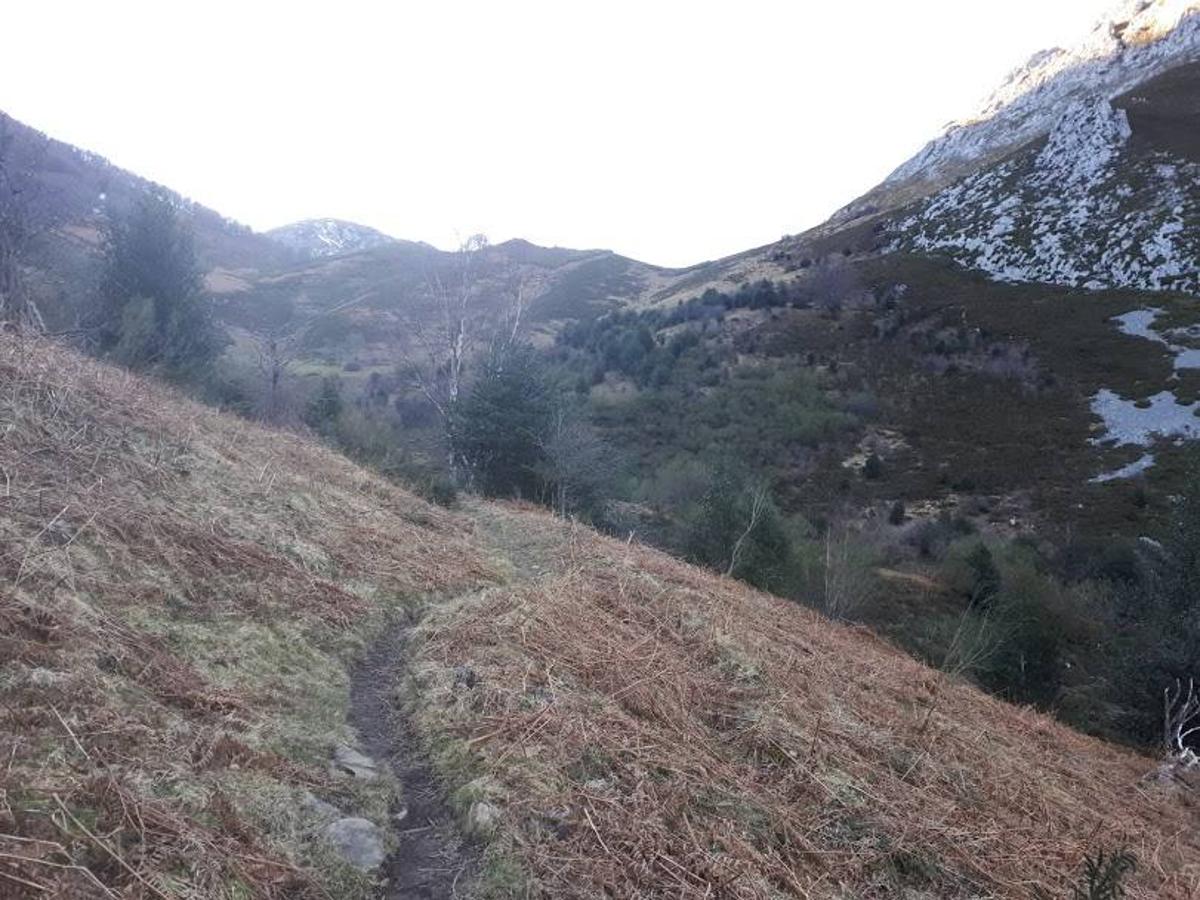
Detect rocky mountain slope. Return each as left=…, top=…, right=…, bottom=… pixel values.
left=265, top=218, right=400, bottom=259
left=834, top=0, right=1200, bottom=226
left=891, top=62, right=1199, bottom=295
left=3, top=332, right=1197, bottom=898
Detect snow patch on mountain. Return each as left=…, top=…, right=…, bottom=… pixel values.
left=1091, top=389, right=1200, bottom=445
left=1038, top=99, right=1132, bottom=188
left=266, top=219, right=397, bottom=259
left=885, top=0, right=1200, bottom=190
left=893, top=96, right=1199, bottom=295
left=1091, top=451, right=1157, bottom=481
left=1114, top=308, right=1200, bottom=367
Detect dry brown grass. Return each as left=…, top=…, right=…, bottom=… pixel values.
left=0, top=334, right=494, bottom=897
left=413, top=505, right=1200, bottom=899
left=4, top=333, right=1198, bottom=898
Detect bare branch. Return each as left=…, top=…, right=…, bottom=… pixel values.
left=1164, top=677, right=1200, bottom=757
left=726, top=483, right=770, bottom=578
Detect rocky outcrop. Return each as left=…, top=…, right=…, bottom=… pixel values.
left=832, top=1, right=1200, bottom=225
left=323, top=817, right=387, bottom=871
left=330, top=742, right=382, bottom=780
left=892, top=96, right=1199, bottom=295
left=885, top=0, right=1200, bottom=190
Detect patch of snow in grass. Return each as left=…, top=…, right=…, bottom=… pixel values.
left=1115, top=308, right=1170, bottom=342
left=1091, top=389, right=1200, bottom=446
left=1112, top=308, right=1200, bottom=369
left=1091, top=452, right=1156, bottom=482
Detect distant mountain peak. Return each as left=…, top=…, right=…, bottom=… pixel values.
left=266, top=218, right=398, bottom=259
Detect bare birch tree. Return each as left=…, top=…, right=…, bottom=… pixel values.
left=398, top=234, right=528, bottom=479
left=402, top=234, right=488, bottom=425
left=252, top=328, right=305, bottom=423
left=726, top=482, right=771, bottom=577
left=1164, top=678, right=1200, bottom=760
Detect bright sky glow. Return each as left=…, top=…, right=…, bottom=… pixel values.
left=2, top=0, right=1111, bottom=267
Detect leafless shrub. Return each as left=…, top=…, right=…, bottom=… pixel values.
left=251, top=328, right=303, bottom=423
left=1163, top=677, right=1200, bottom=759
left=820, top=526, right=877, bottom=620
left=538, top=406, right=615, bottom=519
left=806, top=256, right=864, bottom=316
left=940, top=605, right=1003, bottom=679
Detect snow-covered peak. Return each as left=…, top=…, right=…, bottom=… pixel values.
left=884, top=0, right=1199, bottom=190
left=266, top=218, right=398, bottom=259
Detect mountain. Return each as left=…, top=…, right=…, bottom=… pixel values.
left=6, top=5, right=1200, bottom=898
left=211, top=235, right=778, bottom=369
left=6, top=0, right=1198, bottom=537
left=891, top=61, right=1199, bottom=295
left=0, top=110, right=297, bottom=329
left=199, top=8, right=1198, bottom=541
left=265, top=217, right=401, bottom=259
left=833, top=0, right=1200, bottom=227
left=4, top=330, right=1197, bottom=898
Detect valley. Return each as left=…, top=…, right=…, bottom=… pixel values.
left=1, top=0, right=1199, bottom=897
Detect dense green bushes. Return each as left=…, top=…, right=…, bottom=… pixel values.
left=684, top=468, right=791, bottom=589
left=874, top=514, right=1200, bottom=750
left=451, top=344, right=553, bottom=498
left=593, top=362, right=858, bottom=481
left=95, top=193, right=225, bottom=378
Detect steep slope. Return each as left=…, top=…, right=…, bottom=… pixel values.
left=0, top=112, right=295, bottom=281
left=0, top=334, right=495, bottom=897
left=1, top=111, right=298, bottom=332
left=3, top=335, right=1197, bottom=898
left=413, top=502, right=1200, bottom=898
left=265, top=219, right=401, bottom=259
left=890, top=62, right=1200, bottom=295
left=833, top=0, right=1200, bottom=226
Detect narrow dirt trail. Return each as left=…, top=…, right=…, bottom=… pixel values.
left=349, top=501, right=569, bottom=898
left=350, top=621, right=473, bottom=898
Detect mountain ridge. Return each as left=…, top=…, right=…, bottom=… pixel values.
left=831, top=0, right=1200, bottom=227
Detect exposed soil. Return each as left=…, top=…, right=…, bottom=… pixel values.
left=347, top=502, right=570, bottom=899
left=350, top=621, right=475, bottom=899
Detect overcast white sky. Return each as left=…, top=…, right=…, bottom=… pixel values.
left=2, top=1, right=1111, bottom=267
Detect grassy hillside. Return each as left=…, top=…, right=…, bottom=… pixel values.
left=0, top=334, right=494, bottom=897
left=1, top=336, right=1197, bottom=898
left=412, top=504, right=1200, bottom=899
